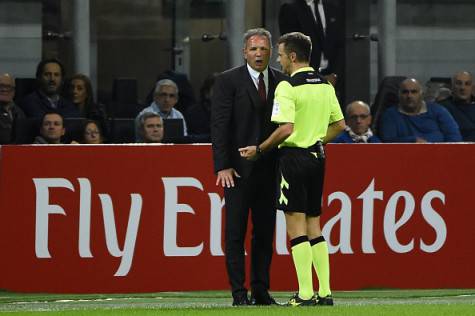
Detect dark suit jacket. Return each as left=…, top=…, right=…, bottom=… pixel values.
left=279, top=0, right=344, bottom=76
left=211, top=65, right=286, bottom=178
left=19, top=90, right=80, bottom=118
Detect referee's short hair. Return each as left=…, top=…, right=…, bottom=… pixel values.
left=278, top=32, right=312, bottom=63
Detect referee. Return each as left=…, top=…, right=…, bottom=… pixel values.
left=239, top=32, right=345, bottom=306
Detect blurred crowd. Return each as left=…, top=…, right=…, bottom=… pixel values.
left=0, top=58, right=216, bottom=145
left=1, top=57, right=473, bottom=145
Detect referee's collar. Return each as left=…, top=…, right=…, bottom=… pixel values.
left=290, top=66, right=315, bottom=77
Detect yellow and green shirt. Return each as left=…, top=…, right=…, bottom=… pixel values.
left=271, top=67, right=343, bottom=148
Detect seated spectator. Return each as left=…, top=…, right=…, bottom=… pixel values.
left=64, top=74, right=107, bottom=121
left=0, top=73, right=25, bottom=144
left=80, top=120, right=104, bottom=144
left=424, top=81, right=450, bottom=103
left=136, top=112, right=164, bottom=143
left=380, top=78, right=462, bottom=143
left=145, top=70, right=196, bottom=114
left=33, top=111, right=65, bottom=144
left=333, top=100, right=380, bottom=143
left=135, top=79, right=187, bottom=141
left=438, top=71, right=475, bottom=141
left=20, top=58, right=80, bottom=118
left=184, top=73, right=216, bottom=141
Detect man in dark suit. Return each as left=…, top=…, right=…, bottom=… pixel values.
left=279, top=0, right=344, bottom=86
left=211, top=28, right=286, bottom=306
left=19, top=58, right=79, bottom=119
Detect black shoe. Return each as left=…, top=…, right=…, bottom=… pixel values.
left=285, top=293, right=316, bottom=307
left=250, top=292, right=280, bottom=305
left=232, top=295, right=251, bottom=306
left=316, top=294, right=334, bottom=306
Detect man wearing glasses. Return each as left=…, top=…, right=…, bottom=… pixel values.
left=0, top=73, right=25, bottom=144
left=135, top=79, right=187, bottom=141
left=332, top=100, right=380, bottom=143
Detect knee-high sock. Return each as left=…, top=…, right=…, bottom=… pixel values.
left=310, top=236, right=331, bottom=297
left=290, top=236, right=314, bottom=299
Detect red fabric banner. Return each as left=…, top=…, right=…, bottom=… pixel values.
left=0, top=144, right=473, bottom=293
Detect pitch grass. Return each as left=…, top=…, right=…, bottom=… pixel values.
left=0, top=289, right=474, bottom=315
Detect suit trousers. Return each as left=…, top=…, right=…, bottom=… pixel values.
left=223, top=162, right=276, bottom=298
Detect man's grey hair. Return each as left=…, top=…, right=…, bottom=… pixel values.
left=243, top=28, right=272, bottom=48
left=452, top=71, right=473, bottom=84
left=0, top=73, right=15, bottom=85
left=138, top=112, right=162, bottom=130
left=154, top=79, right=179, bottom=95
left=345, top=100, right=371, bottom=116
left=399, top=78, right=423, bottom=93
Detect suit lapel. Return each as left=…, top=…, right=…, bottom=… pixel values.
left=296, top=0, right=324, bottom=42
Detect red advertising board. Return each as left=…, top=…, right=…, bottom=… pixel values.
left=0, top=144, right=474, bottom=293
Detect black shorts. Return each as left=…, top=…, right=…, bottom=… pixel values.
left=276, top=146, right=325, bottom=216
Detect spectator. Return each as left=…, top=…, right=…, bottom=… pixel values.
left=64, top=74, right=107, bottom=121
left=80, top=120, right=104, bottom=144
left=20, top=58, right=80, bottom=118
left=424, top=81, right=450, bottom=103
left=33, top=111, right=65, bottom=144
left=145, top=70, right=196, bottom=114
left=136, top=112, right=164, bottom=143
left=135, top=79, right=187, bottom=141
left=184, top=73, right=217, bottom=141
left=438, top=71, right=475, bottom=141
left=279, top=0, right=344, bottom=87
left=333, top=101, right=380, bottom=143
left=0, top=73, right=25, bottom=144
left=380, top=78, right=462, bottom=143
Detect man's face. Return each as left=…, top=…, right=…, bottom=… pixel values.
left=143, top=116, right=164, bottom=143
left=40, top=113, right=65, bottom=144
left=346, top=103, right=372, bottom=135
left=243, top=35, right=271, bottom=73
left=40, top=63, right=62, bottom=97
left=0, top=75, right=15, bottom=105
left=399, top=80, right=423, bottom=112
left=71, top=79, right=87, bottom=106
left=452, top=72, right=473, bottom=103
left=277, top=43, right=292, bottom=75
left=154, top=85, right=178, bottom=113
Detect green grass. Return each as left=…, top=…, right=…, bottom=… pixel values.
left=0, top=289, right=474, bottom=315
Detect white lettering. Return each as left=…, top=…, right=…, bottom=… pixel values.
left=98, top=193, right=142, bottom=276
left=209, top=193, right=225, bottom=256
left=78, top=178, right=93, bottom=258
left=275, top=210, right=289, bottom=255
left=162, top=177, right=204, bottom=256
left=33, top=178, right=74, bottom=258
left=384, top=191, right=415, bottom=253
left=358, top=179, right=384, bottom=254
left=323, top=191, right=353, bottom=254
left=420, top=190, right=447, bottom=253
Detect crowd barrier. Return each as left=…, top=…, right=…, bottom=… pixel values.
left=0, top=143, right=473, bottom=293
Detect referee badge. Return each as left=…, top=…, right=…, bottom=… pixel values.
left=272, top=100, right=280, bottom=116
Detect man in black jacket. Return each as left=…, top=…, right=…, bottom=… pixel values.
left=19, top=58, right=79, bottom=118
left=211, top=28, right=286, bottom=306
left=279, top=0, right=344, bottom=86
left=0, top=73, right=25, bottom=144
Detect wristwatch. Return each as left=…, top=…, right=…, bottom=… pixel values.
left=256, top=145, right=263, bottom=155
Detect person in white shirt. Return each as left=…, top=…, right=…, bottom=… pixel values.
left=135, top=79, right=187, bottom=141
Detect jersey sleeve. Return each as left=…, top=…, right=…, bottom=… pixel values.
left=271, top=81, right=295, bottom=124
left=328, top=85, right=344, bottom=124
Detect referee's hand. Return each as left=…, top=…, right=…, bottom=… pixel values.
left=216, top=168, right=240, bottom=188
left=238, top=146, right=258, bottom=161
